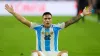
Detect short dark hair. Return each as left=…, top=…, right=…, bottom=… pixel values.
left=42, top=12, right=52, bottom=16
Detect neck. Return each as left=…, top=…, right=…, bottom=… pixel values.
left=44, top=25, right=50, bottom=28
left=45, top=26, right=50, bottom=28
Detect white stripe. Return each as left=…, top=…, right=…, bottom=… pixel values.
left=41, top=27, right=45, bottom=51
left=35, top=31, right=38, bottom=50
left=57, top=31, right=59, bottom=51
left=50, top=27, right=54, bottom=51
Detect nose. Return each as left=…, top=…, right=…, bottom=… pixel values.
left=46, top=19, right=49, bottom=22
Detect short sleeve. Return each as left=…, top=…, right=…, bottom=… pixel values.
left=30, top=22, right=39, bottom=29
left=57, top=22, right=65, bottom=29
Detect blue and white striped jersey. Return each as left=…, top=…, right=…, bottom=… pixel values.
left=30, top=22, right=65, bottom=51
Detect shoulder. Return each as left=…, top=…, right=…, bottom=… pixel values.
left=52, top=22, right=65, bottom=29
left=33, top=25, right=43, bottom=30
left=30, top=22, right=43, bottom=30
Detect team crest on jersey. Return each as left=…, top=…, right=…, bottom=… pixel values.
left=45, top=32, right=49, bottom=35
left=42, top=32, right=45, bottom=34
left=44, top=32, right=51, bottom=40
left=50, top=31, right=53, bottom=35
left=42, top=31, right=53, bottom=40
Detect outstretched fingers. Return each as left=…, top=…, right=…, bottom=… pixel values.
left=5, top=4, right=9, bottom=8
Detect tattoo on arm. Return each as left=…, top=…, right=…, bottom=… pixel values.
left=65, top=14, right=82, bottom=28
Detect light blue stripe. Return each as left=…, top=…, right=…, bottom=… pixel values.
left=45, top=40, right=50, bottom=51
left=45, top=28, right=50, bottom=51
left=34, top=26, right=42, bottom=51
left=53, top=27, right=61, bottom=51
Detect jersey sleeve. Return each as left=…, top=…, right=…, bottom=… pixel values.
left=30, top=22, right=39, bottom=29
left=57, top=22, right=65, bottom=29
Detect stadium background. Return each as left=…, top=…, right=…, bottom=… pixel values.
left=0, top=0, right=100, bottom=56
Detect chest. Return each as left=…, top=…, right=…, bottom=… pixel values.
left=41, top=28, right=54, bottom=40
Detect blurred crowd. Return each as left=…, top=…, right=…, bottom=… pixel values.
left=0, top=0, right=74, bottom=1
left=1, top=0, right=100, bottom=23
left=76, top=0, right=100, bottom=23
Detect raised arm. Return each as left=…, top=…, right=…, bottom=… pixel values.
left=5, top=4, right=31, bottom=27
left=65, top=6, right=92, bottom=28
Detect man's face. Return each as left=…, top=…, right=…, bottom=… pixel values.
left=42, top=14, right=52, bottom=28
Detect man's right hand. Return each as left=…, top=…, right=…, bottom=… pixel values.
left=5, top=4, right=14, bottom=14
left=5, top=4, right=31, bottom=28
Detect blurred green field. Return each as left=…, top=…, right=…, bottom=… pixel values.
left=0, top=15, right=100, bottom=56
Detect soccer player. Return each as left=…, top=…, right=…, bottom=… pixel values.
left=76, top=0, right=91, bottom=23
left=92, top=0, right=100, bottom=23
left=5, top=4, right=91, bottom=56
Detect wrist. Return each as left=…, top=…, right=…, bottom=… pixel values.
left=11, top=11, right=15, bottom=14
left=80, top=13, right=84, bottom=17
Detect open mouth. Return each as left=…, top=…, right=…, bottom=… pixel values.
left=46, top=23, right=49, bottom=24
